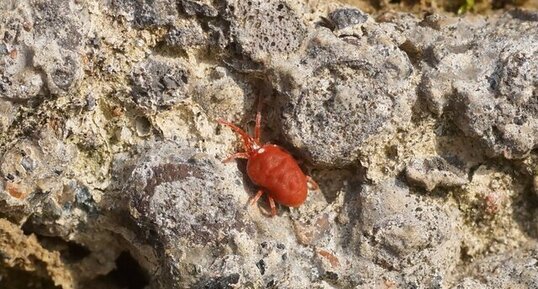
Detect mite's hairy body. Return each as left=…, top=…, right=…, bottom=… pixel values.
left=218, top=100, right=317, bottom=216
left=247, top=145, right=307, bottom=207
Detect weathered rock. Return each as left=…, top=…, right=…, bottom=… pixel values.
left=408, top=13, right=538, bottom=159
left=130, top=56, right=191, bottom=111
left=328, top=8, right=369, bottom=30
left=191, top=66, right=252, bottom=121
left=0, top=130, right=77, bottom=223
left=406, top=156, right=469, bottom=191
left=179, top=0, right=218, bottom=17
left=225, top=0, right=308, bottom=62
left=0, top=1, right=537, bottom=288
left=0, top=0, right=86, bottom=99
left=342, top=179, right=461, bottom=287
left=0, top=99, right=15, bottom=132
left=452, top=242, right=538, bottom=288
left=112, top=141, right=256, bottom=288
left=276, top=26, right=415, bottom=166
left=111, top=0, right=178, bottom=28
left=0, top=218, right=76, bottom=289
left=165, top=20, right=208, bottom=49
left=456, top=165, right=530, bottom=258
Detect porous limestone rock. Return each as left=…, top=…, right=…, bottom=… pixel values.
left=0, top=0, right=537, bottom=288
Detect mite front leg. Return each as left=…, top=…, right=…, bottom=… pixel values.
left=306, top=176, right=319, bottom=191
left=249, top=189, right=264, bottom=206
left=254, top=98, right=263, bottom=143
left=268, top=196, right=277, bottom=217
left=222, top=152, right=249, bottom=163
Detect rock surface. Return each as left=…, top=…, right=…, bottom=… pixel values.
left=0, top=0, right=537, bottom=288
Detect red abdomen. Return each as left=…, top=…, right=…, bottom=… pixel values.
left=246, top=145, right=308, bottom=207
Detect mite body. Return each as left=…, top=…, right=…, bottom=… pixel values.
left=247, top=145, right=308, bottom=207
left=218, top=102, right=316, bottom=216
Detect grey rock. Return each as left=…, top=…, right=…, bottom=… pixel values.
left=179, top=0, right=218, bottom=17
left=131, top=56, right=190, bottom=111
left=452, top=243, right=538, bottom=288
left=22, top=180, right=98, bottom=238
left=276, top=27, right=414, bottom=166
left=165, top=20, right=208, bottom=48
left=31, top=0, right=84, bottom=50
left=111, top=0, right=178, bottom=28
left=406, top=156, right=469, bottom=191
left=113, top=142, right=258, bottom=288
left=343, top=179, right=460, bottom=287
left=0, top=130, right=77, bottom=223
left=225, top=0, right=308, bottom=62
left=0, top=0, right=86, bottom=99
left=328, top=8, right=369, bottom=30
left=410, top=13, right=538, bottom=158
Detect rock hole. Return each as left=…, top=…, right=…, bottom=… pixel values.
left=17, top=226, right=91, bottom=263
left=35, top=236, right=92, bottom=262
left=256, top=259, right=266, bottom=275
left=64, top=240, right=91, bottom=262
left=181, top=73, right=188, bottom=84
left=105, top=252, right=149, bottom=289
left=135, top=116, right=152, bottom=137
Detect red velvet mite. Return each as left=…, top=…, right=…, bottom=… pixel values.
left=218, top=101, right=318, bottom=217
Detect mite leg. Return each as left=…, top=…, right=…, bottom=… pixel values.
left=254, top=98, right=263, bottom=143
left=306, top=176, right=319, bottom=191
left=268, top=196, right=277, bottom=217
left=249, top=189, right=264, bottom=206
left=218, top=119, right=254, bottom=151
left=222, top=152, right=249, bottom=163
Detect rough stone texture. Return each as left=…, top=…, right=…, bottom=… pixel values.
left=406, top=156, right=469, bottom=191
left=0, top=0, right=537, bottom=288
left=111, top=141, right=256, bottom=288
left=0, top=0, right=87, bottom=99
left=404, top=12, right=538, bottom=159
left=130, top=56, right=191, bottom=111
left=451, top=242, right=538, bottom=288
left=225, top=0, right=308, bottom=62
left=340, top=180, right=461, bottom=287
left=0, top=129, right=78, bottom=224
left=275, top=26, right=415, bottom=166
left=0, top=218, right=75, bottom=289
